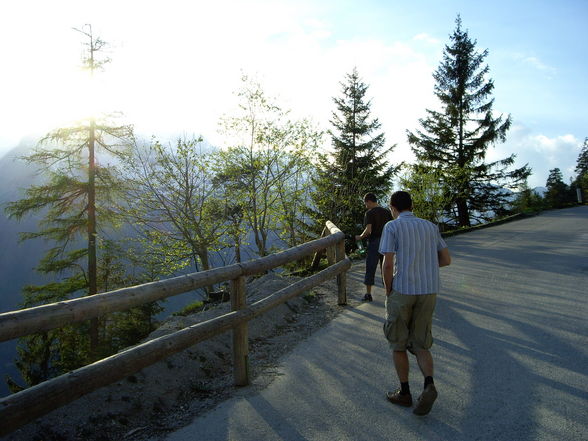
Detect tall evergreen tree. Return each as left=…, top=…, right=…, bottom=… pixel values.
left=5, top=25, right=134, bottom=386
left=544, top=167, right=573, bottom=208
left=407, top=16, right=530, bottom=227
left=575, top=138, right=588, bottom=178
left=310, top=68, right=395, bottom=238
left=574, top=137, right=588, bottom=201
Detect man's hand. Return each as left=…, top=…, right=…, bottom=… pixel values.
left=356, top=224, right=371, bottom=242
left=438, top=247, right=451, bottom=267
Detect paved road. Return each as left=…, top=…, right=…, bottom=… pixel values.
left=158, top=207, right=588, bottom=441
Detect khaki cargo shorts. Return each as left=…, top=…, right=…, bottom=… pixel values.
left=383, top=291, right=437, bottom=352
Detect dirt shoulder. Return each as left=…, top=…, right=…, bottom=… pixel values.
left=6, top=261, right=367, bottom=441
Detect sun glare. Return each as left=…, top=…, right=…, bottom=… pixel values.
left=20, top=60, right=119, bottom=139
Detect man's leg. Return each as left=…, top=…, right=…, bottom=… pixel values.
left=385, top=292, right=415, bottom=407
left=411, top=294, right=438, bottom=416
left=363, top=239, right=380, bottom=301
left=413, top=349, right=437, bottom=416
left=386, top=349, right=412, bottom=406
left=369, top=255, right=384, bottom=296
left=393, top=350, right=409, bottom=382
left=414, top=349, right=434, bottom=378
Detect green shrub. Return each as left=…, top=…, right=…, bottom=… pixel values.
left=173, top=300, right=204, bottom=317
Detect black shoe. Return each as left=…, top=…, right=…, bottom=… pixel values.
left=413, top=384, right=438, bottom=415
left=362, top=293, right=373, bottom=302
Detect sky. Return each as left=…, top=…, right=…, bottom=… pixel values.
left=0, top=0, right=587, bottom=188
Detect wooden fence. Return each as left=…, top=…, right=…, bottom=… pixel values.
left=0, top=221, right=350, bottom=436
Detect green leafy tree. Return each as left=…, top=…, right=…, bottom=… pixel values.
left=96, top=239, right=163, bottom=353
left=4, top=25, right=134, bottom=386
left=218, top=75, right=322, bottom=258
left=407, top=16, right=530, bottom=227
left=269, top=119, right=322, bottom=249
left=399, top=163, right=453, bottom=226
left=512, top=179, right=545, bottom=214
left=121, top=136, right=225, bottom=294
left=310, top=68, right=395, bottom=238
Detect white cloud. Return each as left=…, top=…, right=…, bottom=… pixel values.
left=523, top=56, right=556, bottom=73
left=510, top=53, right=557, bottom=77
left=413, top=33, right=441, bottom=46
left=492, top=124, right=582, bottom=188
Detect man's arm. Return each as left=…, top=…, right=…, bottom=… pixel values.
left=438, top=247, right=451, bottom=267
left=382, top=252, right=395, bottom=295
left=355, top=223, right=372, bottom=241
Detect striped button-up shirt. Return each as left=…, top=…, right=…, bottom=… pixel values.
left=379, top=211, right=447, bottom=295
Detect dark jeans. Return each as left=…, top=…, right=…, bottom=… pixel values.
left=364, top=237, right=383, bottom=286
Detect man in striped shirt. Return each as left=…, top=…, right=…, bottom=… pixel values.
left=379, top=191, right=451, bottom=416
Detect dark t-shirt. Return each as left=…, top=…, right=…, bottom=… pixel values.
left=364, top=206, right=393, bottom=238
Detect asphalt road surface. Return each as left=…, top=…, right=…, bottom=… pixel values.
left=157, top=206, right=588, bottom=441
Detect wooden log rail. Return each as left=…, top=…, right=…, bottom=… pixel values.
left=0, top=221, right=349, bottom=436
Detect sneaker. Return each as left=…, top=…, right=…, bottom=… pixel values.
left=386, top=389, right=413, bottom=407
left=413, top=384, right=438, bottom=415
left=362, top=293, right=373, bottom=302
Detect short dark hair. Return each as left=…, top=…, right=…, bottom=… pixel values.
left=363, top=192, right=377, bottom=203
left=390, top=191, right=412, bottom=211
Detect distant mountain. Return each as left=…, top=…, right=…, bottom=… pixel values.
left=0, top=138, right=51, bottom=314
left=0, top=139, right=50, bottom=395
left=533, top=186, right=547, bottom=197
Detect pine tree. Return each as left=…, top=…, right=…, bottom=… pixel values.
left=407, top=16, right=530, bottom=227
left=574, top=137, right=588, bottom=202
left=310, top=68, right=395, bottom=238
left=5, top=25, right=134, bottom=386
left=545, top=167, right=573, bottom=208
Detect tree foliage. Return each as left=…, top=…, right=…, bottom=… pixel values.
left=399, top=164, right=453, bottom=226
left=544, top=167, right=574, bottom=208
left=407, top=16, right=530, bottom=227
left=574, top=137, right=588, bottom=202
left=122, top=136, right=225, bottom=280
left=217, top=75, right=322, bottom=258
left=310, top=68, right=395, bottom=238
left=512, top=180, right=545, bottom=214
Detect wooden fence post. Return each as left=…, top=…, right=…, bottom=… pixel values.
left=326, top=243, right=336, bottom=266
left=335, top=240, right=347, bottom=305
left=230, top=276, right=249, bottom=386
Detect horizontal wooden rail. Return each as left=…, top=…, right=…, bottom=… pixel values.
left=0, top=231, right=344, bottom=342
left=0, top=258, right=351, bottom=436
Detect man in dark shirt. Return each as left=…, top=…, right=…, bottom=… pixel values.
left=355, top=192, right=393, bottom=301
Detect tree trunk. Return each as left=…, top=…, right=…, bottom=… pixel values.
left=456, top=197, right=470, bottom=227
left=198, top=248, right=215, bottom=295
left=235, top=239, right=242, bottom=263
left=88, top=117, right=99, bottom=356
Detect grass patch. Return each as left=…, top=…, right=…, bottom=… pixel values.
left=173, top=300, right=205, bottom=317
